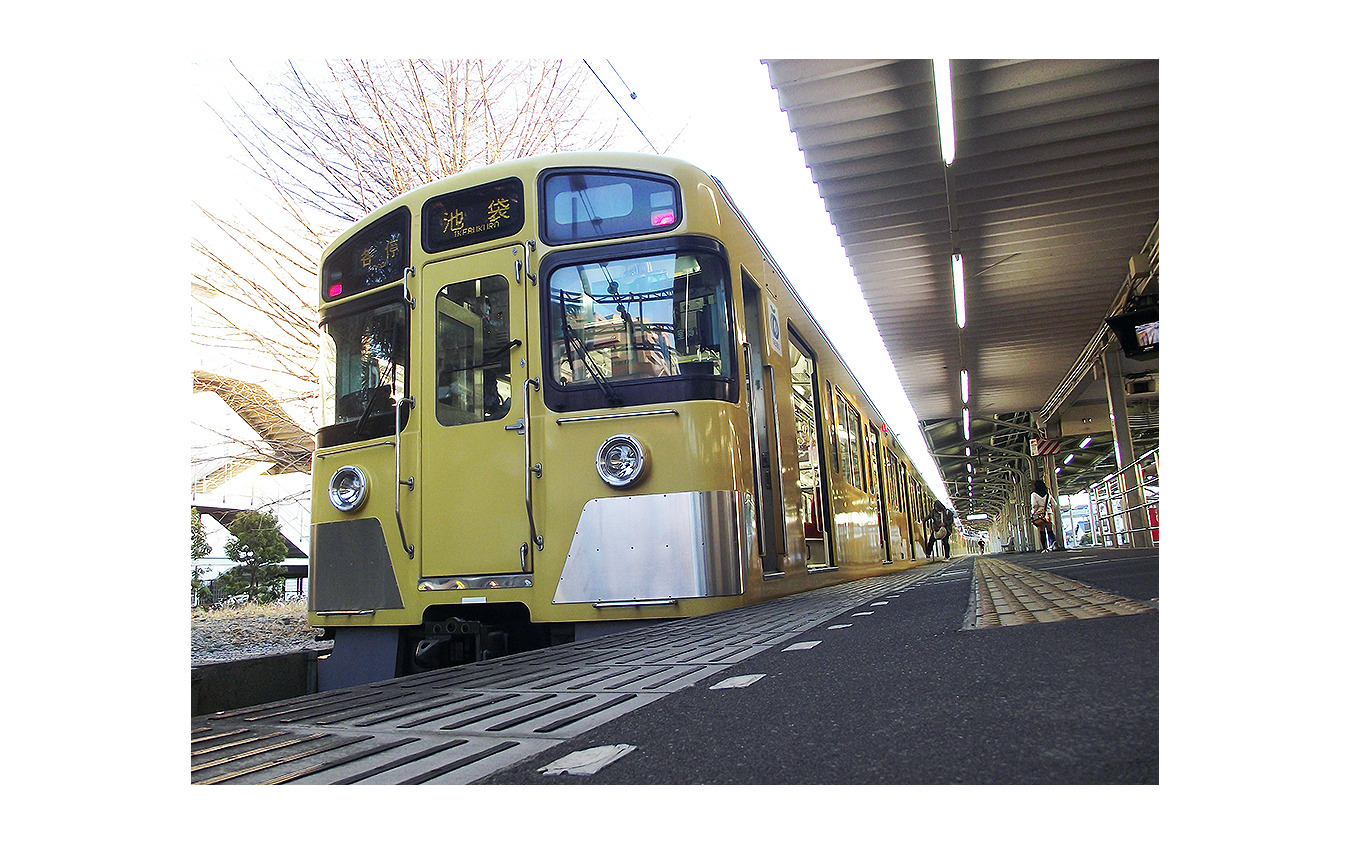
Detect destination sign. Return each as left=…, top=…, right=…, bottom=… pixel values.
left=322, top=207, right=411, bottom=302
left=423, top=177, right=525, bottom=253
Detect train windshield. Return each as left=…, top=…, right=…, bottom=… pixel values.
left=318, top=296, right=409, bottom=438
left=547, top=251, right=729, bottom=390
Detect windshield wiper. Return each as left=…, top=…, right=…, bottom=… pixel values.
left=352, top=384, right=393, bottom=438
left=560, top=316, right=622, bottom=405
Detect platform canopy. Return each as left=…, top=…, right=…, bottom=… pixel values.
left=764, top=59, right=1159, bottom=512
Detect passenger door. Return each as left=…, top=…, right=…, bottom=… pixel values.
left=741, top=274, right=785, bottom=573
left=419, top=246, right=536, bottom=578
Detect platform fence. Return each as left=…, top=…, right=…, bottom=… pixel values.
left=1085, top=448, right=1159, bottom=548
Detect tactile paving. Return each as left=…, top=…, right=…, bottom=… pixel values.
left=965, top=557, right=1155, bottom=629
left=192, top=562, right=946, bottom=784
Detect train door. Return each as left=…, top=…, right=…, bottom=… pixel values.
left=741, top=273, right=785, bottom=573
left=788, top=327, right=830, bottom=568
left=882, top=446, right=902, bottom=560
left=870, top=425, right=892, bottom=561
left=419, top=246, right=535, bottom=578
left=900, top=462, right=915, bottom=558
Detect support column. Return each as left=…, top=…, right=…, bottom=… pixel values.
left=1045, top=454, right=1063, bottom=547
left=1016, top=472, right=1031, bottom=552
left=1102, top=347, right=1152, bottom=547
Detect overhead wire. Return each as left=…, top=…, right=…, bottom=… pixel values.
left=583, top=59, right=661, bottom=154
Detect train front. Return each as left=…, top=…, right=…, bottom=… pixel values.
left=308, top=155, right=758, bottom=690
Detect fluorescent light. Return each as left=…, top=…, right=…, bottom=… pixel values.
left=963, top=407, right=971, bottom=440
left=952, top=253, right=966, bottom=328
left=1079, top=436, right=1093, bottom=449
left=960, top=369, right=969, bottom=404
left=1063, top=454, right=1075, bottom=465
left=933, top=60, right=955, bottom=165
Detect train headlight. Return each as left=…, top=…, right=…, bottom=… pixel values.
left=328, top=465, right=369, bottom=512
left=596, top=434, right=646, bottom=488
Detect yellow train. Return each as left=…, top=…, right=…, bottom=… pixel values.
left=310, top=152, right=956, bottom=689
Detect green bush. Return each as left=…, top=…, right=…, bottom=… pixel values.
left=217, top=510, right=288, bottom=604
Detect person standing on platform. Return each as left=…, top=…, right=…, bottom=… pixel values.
left=925, top=502, right=952, bottom=559
left=1031, top=479, right=1060, bottom=552
left=924, top=501, right=945, bottom=559
left=940, top=507, right=954, bottom=558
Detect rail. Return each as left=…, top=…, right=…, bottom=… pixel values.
left=1085, top=448, right=1159, bottom=548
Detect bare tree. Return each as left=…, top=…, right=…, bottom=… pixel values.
left=220, top=60, right=619, bottom=223
left=191, top=60, right=621, bottom=478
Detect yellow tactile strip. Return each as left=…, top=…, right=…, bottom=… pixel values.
left=966, top=558, right=1156, bottom=629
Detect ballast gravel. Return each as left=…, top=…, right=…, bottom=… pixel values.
left=191, top=603, right=327, bottom=665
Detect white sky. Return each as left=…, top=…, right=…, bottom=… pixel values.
left=188, top=57, right=954, bottom=503
left=586, top=58, right=952, bottom=501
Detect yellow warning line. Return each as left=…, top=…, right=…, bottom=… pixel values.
left=967, top=558, right=1155, bottom=629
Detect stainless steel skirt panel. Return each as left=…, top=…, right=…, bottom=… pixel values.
left=552, top=490, right=751, bottom=604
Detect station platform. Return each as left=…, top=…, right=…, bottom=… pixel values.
left=190, top=547, right=1157, bottom=785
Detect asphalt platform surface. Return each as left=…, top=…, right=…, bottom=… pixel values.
left=479, top=547, right=1159, bottom=785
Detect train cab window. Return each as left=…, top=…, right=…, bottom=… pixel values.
left=543, top=246, right=731, bottom=410
left=318, top=293, right=409, bottom=444
left=434, top=276, right=513, bottom=427
left=540, top=170, right=681, bottom=245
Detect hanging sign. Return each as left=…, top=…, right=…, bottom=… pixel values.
left=1031, top=438, right=1062, bottom=456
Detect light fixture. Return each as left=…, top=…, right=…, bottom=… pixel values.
left=962, top=407, right=971, bottom=440
left=1063, top=454, right=1075, bottom=465
left=596, top=434, right=647, bottom=487
left=328, top=465, right=369, bottom=512
left=960, top=369, right=969, bottom=404
left=952, top=253, right=966, bottom=328
left=1079, top=436, right=1093, bottom=449
left=933, top=60, right=955, bottom=165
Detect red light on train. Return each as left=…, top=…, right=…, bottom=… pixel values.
left=652, top=210, right=675, bottom=226
left=328, top=283, right=343, bottom=298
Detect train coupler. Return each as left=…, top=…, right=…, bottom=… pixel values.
left=412, top=618, right=508, bottom=670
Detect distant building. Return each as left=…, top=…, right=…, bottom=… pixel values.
left=191, top=371, right=314, bottom=600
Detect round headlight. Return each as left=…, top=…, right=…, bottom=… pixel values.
left=328, top=465, right=369, bottom=512
left=596, top=434, right=646, bottom=488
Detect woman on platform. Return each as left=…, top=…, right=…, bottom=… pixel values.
left=1031, top=479, right=1060, bottom=552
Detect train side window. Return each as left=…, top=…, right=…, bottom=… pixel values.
left=824, top=382, right=839, bottom=475
left=434, top=275, right=513, bottom=427
left=834, top=392, right=864, bottom=489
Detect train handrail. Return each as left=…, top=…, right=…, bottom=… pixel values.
left=394, top=266, right=417, bottom=560
left=524, top=377, right=543, bottom=560
left=556, top=409, right=679, bottom=425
